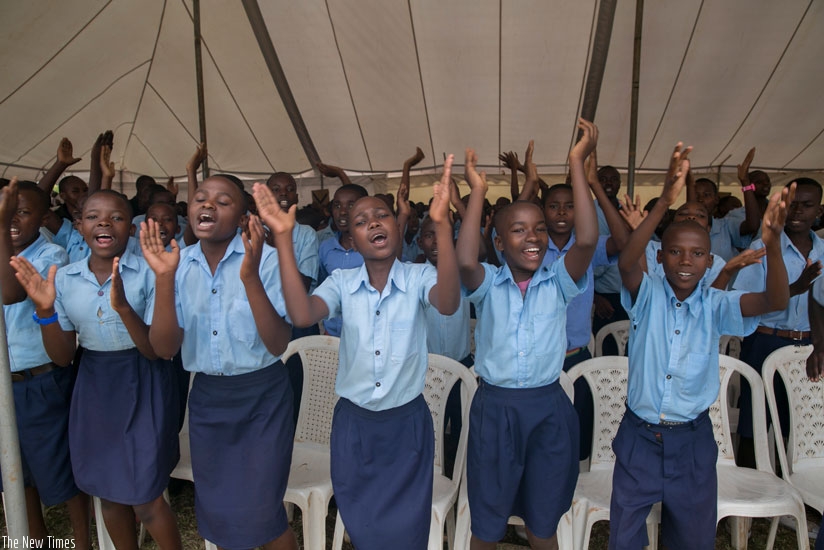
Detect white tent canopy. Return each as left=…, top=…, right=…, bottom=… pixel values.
left=2, top=0, right=823, bottom=186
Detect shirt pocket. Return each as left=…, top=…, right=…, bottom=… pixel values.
left=533, top=311, right=561, bottom=359
left=228, top=298, right=258, bottom=343
left=390, top=320, right=416, bottom=363
left=681, top=352, right=712, bottom=397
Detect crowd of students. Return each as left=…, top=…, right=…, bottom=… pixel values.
left=1, top=120, right=823, bottom=550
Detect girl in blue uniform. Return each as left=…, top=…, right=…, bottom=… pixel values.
left=12, top=189, right=181, bottom=550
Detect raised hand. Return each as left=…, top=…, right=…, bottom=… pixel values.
left=724, top=248, right=767, bottom=274
left=619, top=194, right=646, bottom=230
left=404, top=147, right=425, bottom=168
left=585, top=148, right=599, bottom=187
left=464, top=149, right=487, bottom=194
left=100, top=145, right=115, bottom=179
left=186, top=142, right=208, bottom=174
left=57, top=137, right=82, bottom=167
left=139, top=219, right=180, bottom=277
left=429, top=154, right=455, bottom=225
left=316, top=162, right=342, bottom=178
left=498, top=151, right=521, bottom=172
left=110, top=257, right=132, bottom=315
left=0, top=178, right=19, bottom=229
left=449, top=177, right=462, bottom=208
left=252, top=182, right=295, bottom=238
left=790, top=258, right=822, bottom=297
left=166, top=176, right=179, bottom=198
left=737, top=147, right=756, bottom=185
left=524, top=140, right=538, bottom=183
left=396, top=179, right=411, bottom=219
left=10, top=256, right=57, bottom=312
left=240, top=214, right=265, bottom=282
left=660, top=143, right=692, bottom=207
left=761, top=184, right=794, bottom=246
left=570, top=119, right=599, bottom=161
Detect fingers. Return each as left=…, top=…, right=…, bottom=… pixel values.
left=111, top=256, right=120, bottom=280
left=441, top=154, right=454, bottom=186
left=525, top=140, right=534, bottom=164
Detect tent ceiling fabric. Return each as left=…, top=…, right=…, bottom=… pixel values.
left=1, top=0, right=823, bottom=182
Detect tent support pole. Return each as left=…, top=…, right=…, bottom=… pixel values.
left=627, top=0, right=644, bottom=198
left=241, top=0, right=321, bottom=173
left=580, top=0, right=618, bottom=125
left=193, top=0, right=209, bottom=178
left=0, top=285, right=29, bottom=542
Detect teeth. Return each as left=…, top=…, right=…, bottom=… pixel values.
left=677, top=272, right=691, bottom=277
left=525, top=247, right=539, bottom=253
left=198, top=213, right=214, bottom=222
left=279, top=201, right=289, bottom=208
left=10, top=228, right=19, bottom=236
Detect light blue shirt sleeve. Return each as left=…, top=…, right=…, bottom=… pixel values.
left=293, top=223, right=320, bottom=284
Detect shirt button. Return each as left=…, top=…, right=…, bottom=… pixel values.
left=375, top=382, right=381, bottom=387
left=666, top=375, right=672, bottom=380
left=676, top=302, right=681, bottom=307
left=212, top=289, right=217, bottom=294
left=518, top=351, right=524, bottom=357
left=660, top=413, right=666, bottom=419
left=675, top=330, right=680, bottom=335
left=375, top=350, right=380, bottom=356
left=376, top=310, right=380, bottom=316
left=97, top=290, right=104, bottom=296
left=212, top=330, right=217, bottom=336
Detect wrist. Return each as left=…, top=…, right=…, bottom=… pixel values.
left=741, top=183, right=756, bottom=193
left=33, top=310, right=58, bottom=325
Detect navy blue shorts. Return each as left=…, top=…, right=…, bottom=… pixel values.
left=70, top=349, right=180, bottom=506
left=331, top=394, right=434, bottom=550
left=467, top=380, right=579, bottom=541
left=188, top=363, right=294, bottom=550
left=1, top=366, right=79, bottom=506
left=609, top=407, right=717, bottom=550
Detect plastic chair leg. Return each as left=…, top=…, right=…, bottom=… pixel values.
left=301, top=492, right=328, bottom=550
left=730, top=516, right=751, bottom=550
left=92, top=497, right=116, bottom=550
left=331, top=510, right=346, bottom=550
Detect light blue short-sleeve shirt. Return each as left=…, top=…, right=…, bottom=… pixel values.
left=542, top=234, right=612, bottom=350
left=312, top=260, right=436, bottom=411
left=6, top=236, right=69, bottom=371
left=164, top=234, right=290, bottom=376
left=733, top=231, right=824, bottom=331
left=422, top=261, right=471, bottom=361
left=710, top=207, right=752, bottom=262
left=54, top=250, right=154, bottom=351
left=468, top=259, right=585, bottom=388
left=293, top=222, right=320, bottom=286
left=621, top=272, right=758, bottom=424
left=317, top=234, right=364, bottom=336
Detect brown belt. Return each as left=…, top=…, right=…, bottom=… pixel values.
left=755, top=326, right=810, bottom=340
left=10, top=363, right=58, bottom=383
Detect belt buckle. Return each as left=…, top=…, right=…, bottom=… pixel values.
left=790, top=330, right=803, bottom=341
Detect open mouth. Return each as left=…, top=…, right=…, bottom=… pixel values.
left=197, top=212, right=216, bottom=229
left=95, top=233, right=114, bottom=246
left=10, top=227, right=20, bottom=238
left=279, top=200, right=290, bottom=209
left=369, top=232, right=387, bottom=245
left=159, top=229, right=168, bottom=239
left=524, top=247, right=541, bottom=259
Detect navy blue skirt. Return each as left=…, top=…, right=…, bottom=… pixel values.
left=331, top=394, right=434, bottom=550
left=188, top=363, right=294, bottom=550
left=69, top=348, right=180, bottom=505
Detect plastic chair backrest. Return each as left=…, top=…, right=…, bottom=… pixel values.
left=711, top=355, right=770, bottom=469
left=281, top=335, right=341, bottom=447
left=762, top=345, right=824, bottom=475
left=424, top=353, right=478, bottom=478
left=567, top=356, right=628, bottom=470
left=594, top=320, right=630, bottom=357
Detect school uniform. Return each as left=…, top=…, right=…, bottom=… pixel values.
left=646, top=240, right=726, bottom=287
left=131, top=213, right=188, bottom=244
left=51, top=218, right=88, bottom=263
left=164, top=234, right=294, bottom=549
left=593, top=200, right=629, bottom=352
left=709, top=207, right=752, bottom=262
left=317, top=232, right=364, bottom=336
left=543, top=234, right=616, bottom=460
left=466, top=259, right=585, bottom=541
left=313, top=259, right=436, bottom=550
left=1, top=236, right=77, bottom=506
left=732, top=231, right=824, bottom=438
left=54, top=249, right=179, bottom=506
left=611, top=272, right=758, bottom=550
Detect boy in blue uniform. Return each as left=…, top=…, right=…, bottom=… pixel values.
left=0, top=180, right=89, bottom=549
left=253, top=155, right=460, bottom=550
left=611, top=144, right=791, bottom=549
left=456, top=119, right=600, bottom=550
left=142, top=174, right=298, bottom=550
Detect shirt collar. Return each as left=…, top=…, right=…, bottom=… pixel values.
left=492, top=260, right=554, bottom=287
left=346, top=258, right=406, bottom=294
left=19, top=235, right=47, bottom=260
left=662, top=275, right=703, bottom=318
left=187, top=232, right=245, bottom=266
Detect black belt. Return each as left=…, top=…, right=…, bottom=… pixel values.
left=10, top=363, right=58, bottom=383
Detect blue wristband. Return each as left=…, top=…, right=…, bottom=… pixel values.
left=32, top=311, right=59, bottom=326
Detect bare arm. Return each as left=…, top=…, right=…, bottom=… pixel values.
left=619, top=144, right=691, bottom=302
left=110, top=257, right=157, bottom=360
left=254, top=183, right=329, bottom=327
left=0, top=180, right=27, bottom=304
left=38, top=138, right=82, bottom=193
left=240, top=215, right=292, bottom=356
left=184, top=143, right=207, bottom=246
left=141, top=219, right=184, bottom=359
left=740, top=185, right=793, bottom=316
left=710, top=248, right=766, bottom=290
left=499, top=151, right=522, bottom=201
left=100, top=144, right=115, bottom=190
left=586, top=149, right=629, bottom=256
left=737, top=148, right=762, bottom=236
left=519, top=141, right=540, bottom=203
left=88, top=131, right=112, bottom=194
left=426, top=154, right=460, bottom=315
left=563, top=120, right=599, bottom=282
left=456, top=149, right=488, bottom=291
left=10, top=258, right=76, bottom=366
left=317, top=162, right=352, bottom=186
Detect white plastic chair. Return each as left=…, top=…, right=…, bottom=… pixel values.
left=593, top=320, right=630, bottom=357
left=566, top=356, right=659, bottom=550
left=333, top=353, right=478, bottom=550
left=713, top=354, right=809, bottom=550
left=280, top=335, right=341, bottom=550
left=762, top=345, right=822, bottom=547
left=452, top=371, right=576, bottom=550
